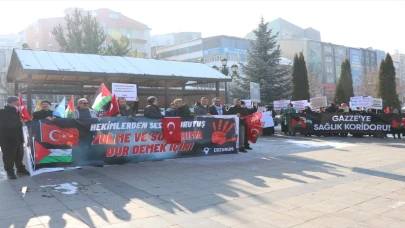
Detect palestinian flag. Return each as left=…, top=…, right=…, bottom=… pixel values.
left=392, top=119, right=405, bottom=130
left=92, top=83, right=112, bottom=112
left=35, top=141, right=72, bottom=164
left=66, top=96, right=75, bottom=118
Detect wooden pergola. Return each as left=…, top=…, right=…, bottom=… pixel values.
left=7, top=49, right=231, bottom=111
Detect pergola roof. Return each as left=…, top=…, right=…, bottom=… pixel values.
left=7, top=49, right=231, bottom=87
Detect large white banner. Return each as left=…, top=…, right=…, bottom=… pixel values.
left=310, top=97, right=327, bottom=109
left=291, top=100, right=309, bottom=111
left=274, top=100, right=290, bottom=110
left=112, top=83, right=138, bottom=101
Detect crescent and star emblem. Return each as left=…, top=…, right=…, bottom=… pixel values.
left=251, top=129, right=260, bottom=137
left=49, top=130, right=67, bottom=142
left=167, top=122, right=175, bottom=135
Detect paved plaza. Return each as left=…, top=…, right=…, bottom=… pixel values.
left=1, top=134, right=405, bottom=228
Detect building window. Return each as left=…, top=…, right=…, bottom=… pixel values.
left=324, top=46, right=332, bottom=53
left=326, top=66, right=333, bottom=73
left=338, top=49, right=344, bottom=55
left=109, top=14, right=119, bottom=19
left=35, top=41, right=39, bottom=49
left=127, top=29, right=131, bottom=38
left=325, top=56, right=333, bottom=63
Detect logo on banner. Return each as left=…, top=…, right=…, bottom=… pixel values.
left=292, top=117, right=313, bottom=129
left=392, top=118, right=405, bottom=130
left=166, top=122, right=176, bottom=134
left=211, top=120, right=236, bottom=145
left=203, top=147, right=210, bottom=154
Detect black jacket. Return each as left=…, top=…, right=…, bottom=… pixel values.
left=246, top=106, right=258, bottom=115
left=0, top=105, right=23, bottom=145
left=193, top=102, right=209, bottom=116
left=144, top=105, right=163, bottom=119
left=209, top=105, right=227, bottom=115
left=227, top=105, right=249, bottom=125
left=33, top=109, right=54, bottom=120
left=325, top=106, right=337, bottom=113
left=177, top=104, right=192, bottom=118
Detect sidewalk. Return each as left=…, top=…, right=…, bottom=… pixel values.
left=1, top=135, right=405, bottom=227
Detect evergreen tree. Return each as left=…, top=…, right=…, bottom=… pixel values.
left=231, top=17, right=290, bottom=103
left=334, top=59, right=354, bottom=104
left=291, top=52, right=310, bottom=100
left=377, top=53, right=400, bottom=109
left=105, top=36, right=131, bottom=56
left=51, top=8, right=131, bottom=56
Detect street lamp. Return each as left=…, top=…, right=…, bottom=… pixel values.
left=231, top=64, right=238, bottom=76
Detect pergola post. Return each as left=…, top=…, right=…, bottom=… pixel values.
left=14, top=82, right=18, bottom=96
left=164, top=80, right=169, bottom=109
left=215, top=82, right=220, bottom=97
left=27, top=74, right=32, bottom=114
left=80, top=84, right=85, bottom=98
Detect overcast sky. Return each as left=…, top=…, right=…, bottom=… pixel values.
left=1, top=0, right=404, bottom=53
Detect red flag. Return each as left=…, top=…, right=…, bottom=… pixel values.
left=245, top=112, right=263, bottom=144
left=247, top=122, right=264, bottom=143
left=384, top=107, right=391, bottom=114
left=162, top=117, right=181, bottom=143
left=34, top=141, right=51, bottom=163
left=41, top=123, right=79, bottom=146
left=103, top=94, right=119, bottom=117
left=18, top=94, right=32, bottom=121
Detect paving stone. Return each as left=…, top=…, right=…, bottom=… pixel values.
left=259, top=213, right=306, bottom=228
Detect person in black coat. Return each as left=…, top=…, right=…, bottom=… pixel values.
left=241, top=101, right=258, bottom=150
left=227, top=98, right=249, bottom=152
left=174, top=99, right=191, bottom=118
left=33, top=100, right=54, bottom=120
left=0, top=96, right=30, bottom=179
left=209, top=97, right=227, bottom=115
left=144, top=96, right=163, bottom=119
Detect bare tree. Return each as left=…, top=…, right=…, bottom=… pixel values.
left=359, top=70, right=378, bottom=97
left=308, top=71, right=321, bottom=98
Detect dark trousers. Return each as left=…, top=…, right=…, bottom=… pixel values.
left=1, top=143, right=24, bottom=172
left=244, top=124, right=249, bottom=147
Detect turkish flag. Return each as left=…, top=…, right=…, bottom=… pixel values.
left=245, top=112, right=263, bottom=144
left=247, top=122, right=264, bottom=143
left=34, top=141, right=51, bottom=163
left=162, top=117, right=181, bottom=143
left=41, top=123, right=79, bottom=146
left=103, top=94, right=119, bottom=117
left=19, top=94, right=32, bottom=121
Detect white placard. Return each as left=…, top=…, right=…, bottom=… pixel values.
left=350, top=96, right=372, bottom=108
left=242, top=100, right=252, bottom=109
left=257, top=106, right=266, bottom=113
left=261, top=111, right=274, bottom=128
left=310, top=97, right=327, bottom=109
left=291, top=100, right=309, bottom=110
left=274, top=100, right=290, bottom=110
left=112, top=83, right=137, bottom=101
left=250, top=82, right=261, bottom=102
left=370, top=98, right=383, bottom=110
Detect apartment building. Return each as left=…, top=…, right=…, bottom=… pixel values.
left=20, top=8, right=151, bottom=57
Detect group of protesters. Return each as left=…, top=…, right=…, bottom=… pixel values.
left=0, top=95, right=265, bottom=179
left=280, top=102, right=403, bottom=139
